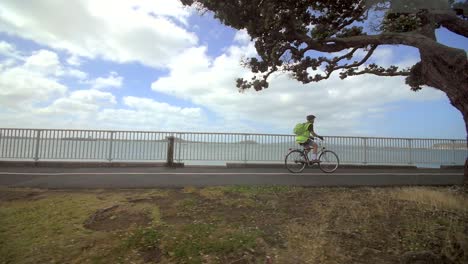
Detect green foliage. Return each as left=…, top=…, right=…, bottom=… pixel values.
left=125, top=227, right=162, bottom=250
left=335, top=26, right=365, bottom=38
left=405, top=62, right=424, bottom=91
left=181, top=0, right=467, bottom=95
left=163, top=223, right=260, bottom=264
left=382, top=13, right=422, bottom=33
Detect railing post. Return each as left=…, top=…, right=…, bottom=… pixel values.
left=166, top=136, right=175, bottom=167
left=34, top=129, right=42, bottom=162
left=177, top=133, right=182, bottom=163
left=408, top=139, right=413, bottom=165
left=451, top=140, right=456, bottom=165
left=363, top=137, right=367, bottom=165
left=243, top=134, right=248, bottom=164
left=108, top=131, right=114, bottom=162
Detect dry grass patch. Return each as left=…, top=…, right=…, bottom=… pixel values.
left=271, top=222, right=352, bottom=264
left=182, top=186, right=198, bottom=194
left=392, top=187, right=468, bottom=212
left=0, top=192, right=123, bottom=263
left=198, top=187, right=226, bottom=200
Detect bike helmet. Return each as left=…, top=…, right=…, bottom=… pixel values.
left=306, top=114, right=316, bottom=121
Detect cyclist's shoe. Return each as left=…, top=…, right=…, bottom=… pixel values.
left=309, top=159, right=319, bottom=165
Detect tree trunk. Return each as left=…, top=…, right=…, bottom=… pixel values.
left=465, top=118, right=468, bottom=181
left=419, top=44, right=468, bottom=182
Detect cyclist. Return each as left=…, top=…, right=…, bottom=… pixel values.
left=294, top=114, right=324, bottom=161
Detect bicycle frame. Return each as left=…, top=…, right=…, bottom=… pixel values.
left=288, top=140, right=327, bottom=166
left=285, top=138, right=339, bottom=173
left=287, top=149, right=319, bottom=166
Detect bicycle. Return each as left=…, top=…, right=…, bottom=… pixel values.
left=285, top=138, right=339, bottom=173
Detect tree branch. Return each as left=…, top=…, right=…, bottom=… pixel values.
left=328, top=2, right=367, bottom=38
left=309, top=48, right=359, bottom=66
left=348, top=69, right=411, bottom=76
left=308, top=45, right=378, bottom=82
left=334, top=45, right=378, bottom=71
left=318, top=32, right=432, bottom=51
left=281, top=31, right=433, bottom=57
left=432, top=12, right=468, bottom=37
left=341, top=64, right=411, bottom=79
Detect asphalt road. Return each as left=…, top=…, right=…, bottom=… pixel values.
left=0, top=166, right=463, bottom=189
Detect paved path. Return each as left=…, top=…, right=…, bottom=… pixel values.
left=0, top=166, right=463, bottom=189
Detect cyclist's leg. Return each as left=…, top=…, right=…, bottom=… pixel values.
left=312, top=141, right=318, bottom=154
left=302, top=139, right=312, bottom=153
left=310, top=139, right=319, bottom=161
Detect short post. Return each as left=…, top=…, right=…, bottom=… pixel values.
left=108, top=131, right=114, bottom=162
left=34, top=129, right=42, bottom=162
left=166, top=136, right=175, bottom=167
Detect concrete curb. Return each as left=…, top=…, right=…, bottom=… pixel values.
left=0, top=161, right=184, bottom=168
left=440, top=165, right=464, bottom=170
left=226, top=163, right=419, bottom=169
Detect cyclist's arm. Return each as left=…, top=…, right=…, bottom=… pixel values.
left=308, top=124, right=323, bottom=139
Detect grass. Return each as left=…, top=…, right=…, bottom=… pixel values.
left=0, top=186, right=467, bottom=264
left=391, top=187, right=468, bottom=211
left=161, top=224, right=261, bottom=263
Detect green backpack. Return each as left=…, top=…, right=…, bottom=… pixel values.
left=293, top=122, right=309, bottom=136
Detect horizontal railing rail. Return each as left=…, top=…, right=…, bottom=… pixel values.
left=0, top=128, right=466, bottom=166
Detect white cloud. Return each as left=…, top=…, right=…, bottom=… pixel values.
left=38, top=90, right=117, bottom=118
left=66, top=54, right=82, bottom=66
left=0, top=44, right=210, bottom=131
left=0, top=41, right=20, bottom=59
left=127, top=0, right=193, bottom=25
left=0, top=44, right=87, bottom=81
left=66, top=69, right=88, bottom=80
left=0, top=85, right=209, bottom=131
left=233, top=29, right=251, bottom=44
left=0, top=0, right=197, bottom=68
left=23, top=49, right=63, bottom=76
left=89, top=72, right=123, bottom=89
left=0, top=42, right=212, bottom=131
left=0, top=67, right=67, bottom=109
left=96, top=97, right=207, bottom=131
left=0, top=49, right=67, bottom=110
left=151, top=41, right=444, bottom=136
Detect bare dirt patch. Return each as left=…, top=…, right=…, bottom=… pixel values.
left=84, top=205, right=151, bottom=231
left=0, top=189, right=45, bottom=202
left=127, top=191, right=193, bottom=207
left=141, top=247, right=163, bottom=263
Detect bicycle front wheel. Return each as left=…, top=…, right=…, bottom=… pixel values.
left=285, top=150, right=307, bottom=173
left=319, top=150, right=339, bottom=173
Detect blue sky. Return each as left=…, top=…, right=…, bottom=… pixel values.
left=0, top=0, right=466, bottom=139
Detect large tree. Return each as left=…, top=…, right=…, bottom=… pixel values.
left=182, top=0, right=468, bottom=173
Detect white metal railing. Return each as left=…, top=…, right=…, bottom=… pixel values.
left=0, top=128, right=466, bottom=166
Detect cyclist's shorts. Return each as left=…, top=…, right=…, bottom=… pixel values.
left=299, top=138, right=315, bottom=148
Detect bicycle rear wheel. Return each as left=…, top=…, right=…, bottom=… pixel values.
left=285, top=150, right=307, bottom=173
left=319, top=150, right=339, bottom=173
